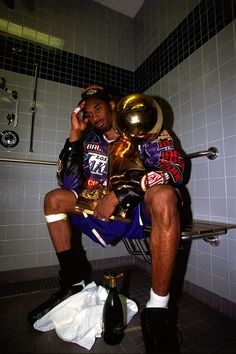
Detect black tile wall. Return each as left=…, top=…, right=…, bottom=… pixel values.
left=135, top=0, right=236, bottom=92
left=0, top=0, right=235, bottom=95
left=0, top=34, right=134, bottom=96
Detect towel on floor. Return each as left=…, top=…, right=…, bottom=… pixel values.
left=34, top=281, right=138, bottom=350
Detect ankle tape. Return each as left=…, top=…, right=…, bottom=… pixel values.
left=45, top=213, right=68, bottom=223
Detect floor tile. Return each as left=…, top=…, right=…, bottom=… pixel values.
left=0, top=266, right=235, bottom=353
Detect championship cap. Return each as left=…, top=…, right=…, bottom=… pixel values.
left=81, top=84, right=112, bottom=103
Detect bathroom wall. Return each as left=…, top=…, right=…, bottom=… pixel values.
left=135, top=0, right=236, bottom=313
left=0, top=0, right=135, bottom=275
left=134, top=0, right=200, bottom=68
left=0, top=0, right=235, bottom=316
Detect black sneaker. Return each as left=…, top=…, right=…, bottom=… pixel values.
left=141, top=308, right=181, bottom=354
left=28, top=284, right=83, bottom=325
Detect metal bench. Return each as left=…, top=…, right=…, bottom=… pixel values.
left=121, top=147, right=236, bottom=263
left=122, top=220, right=236, bottom=263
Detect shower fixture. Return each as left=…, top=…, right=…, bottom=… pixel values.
left=0, top=130, right=19, bottom=148
left=0, top=77, right=19, bottom=128
left=7, top=113, right=16, bottom=126
left=0, top=77, right=18, bottom=99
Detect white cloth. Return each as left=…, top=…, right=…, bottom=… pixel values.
left=34, top=281, right=138, bottom=350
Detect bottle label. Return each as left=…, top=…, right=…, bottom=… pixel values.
left=102, top=321, right=124, bottom=333
left=113, top=322, right=124, bottom=333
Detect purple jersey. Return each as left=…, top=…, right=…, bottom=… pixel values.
left=57, top=129, right=185, bottom=246
left=83, top=133, right=109, bottom=188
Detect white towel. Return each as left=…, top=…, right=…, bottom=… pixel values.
left=34, top=281, right=138, bottom=350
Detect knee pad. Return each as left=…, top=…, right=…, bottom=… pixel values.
left=45, top=213, right=68, bottom=223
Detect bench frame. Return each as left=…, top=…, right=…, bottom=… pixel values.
left=122, top=220, right=236, bottom=263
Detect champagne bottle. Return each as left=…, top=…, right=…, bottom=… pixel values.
left=102, top=272, right=124, bottom=345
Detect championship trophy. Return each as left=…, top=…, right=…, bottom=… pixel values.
left=75, top=93, right=163, bottom=221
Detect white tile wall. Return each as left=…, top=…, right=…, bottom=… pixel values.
left=0, top=0, right=236, bottom=308
left=0, top=66, right=130, bottom=271
left=0, top=0, right=136, bottom=273
left=134, top=0, right=201, bottom=68
left=146, top=20, right=236, bottom=304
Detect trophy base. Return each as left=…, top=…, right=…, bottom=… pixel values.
left=73, top=186, right=132, bottom=223
left=74, top=204, right=131, bottom=223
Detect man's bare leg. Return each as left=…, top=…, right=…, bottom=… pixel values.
left=27, top=189, right=90, bottom=324
left=44, top=189, right=77, bottom=252
left=145, top=185, right=180, bottom=297
left=141, top=185, right=181, bottom=354
left=44, top=188, right=92, bottom=286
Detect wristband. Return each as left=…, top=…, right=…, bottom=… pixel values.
left=74, top=106, right=81, bottom=113
left=141, top=171, right=170, bottom=192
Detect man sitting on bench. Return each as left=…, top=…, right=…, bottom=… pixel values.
left=28, top=85, right=185, bottom=354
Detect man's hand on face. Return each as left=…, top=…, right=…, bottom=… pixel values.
left=93, top=191, right=119, bottom=221
left=69, top=101, right=88, bottom=141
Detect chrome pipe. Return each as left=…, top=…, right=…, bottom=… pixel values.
left=0, top=157, right=56, bottom=166
left=185, top=147, right=218, bottom=160
left=29, top=63, right=39, bottom=153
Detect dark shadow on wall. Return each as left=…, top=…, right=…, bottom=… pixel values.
left=152, top=95, right=195, bottom=230
left=153, top=94, right=193, bottom=192
left=153, top=95, right=192, bottom=184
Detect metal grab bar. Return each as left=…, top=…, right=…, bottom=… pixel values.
left=185, top=147, right=218, bottom=160
left=0, top=147, right=219, bottom=166
left=0, top=157, right=56, bottom=166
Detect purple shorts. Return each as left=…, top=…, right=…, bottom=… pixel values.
left=69, top=201, right=151, bottom=247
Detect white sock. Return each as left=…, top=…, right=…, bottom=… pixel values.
left=146, top=288, right=170, bottom=308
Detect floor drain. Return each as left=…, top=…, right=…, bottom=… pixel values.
left=0, top=277, right=60, bottom=298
